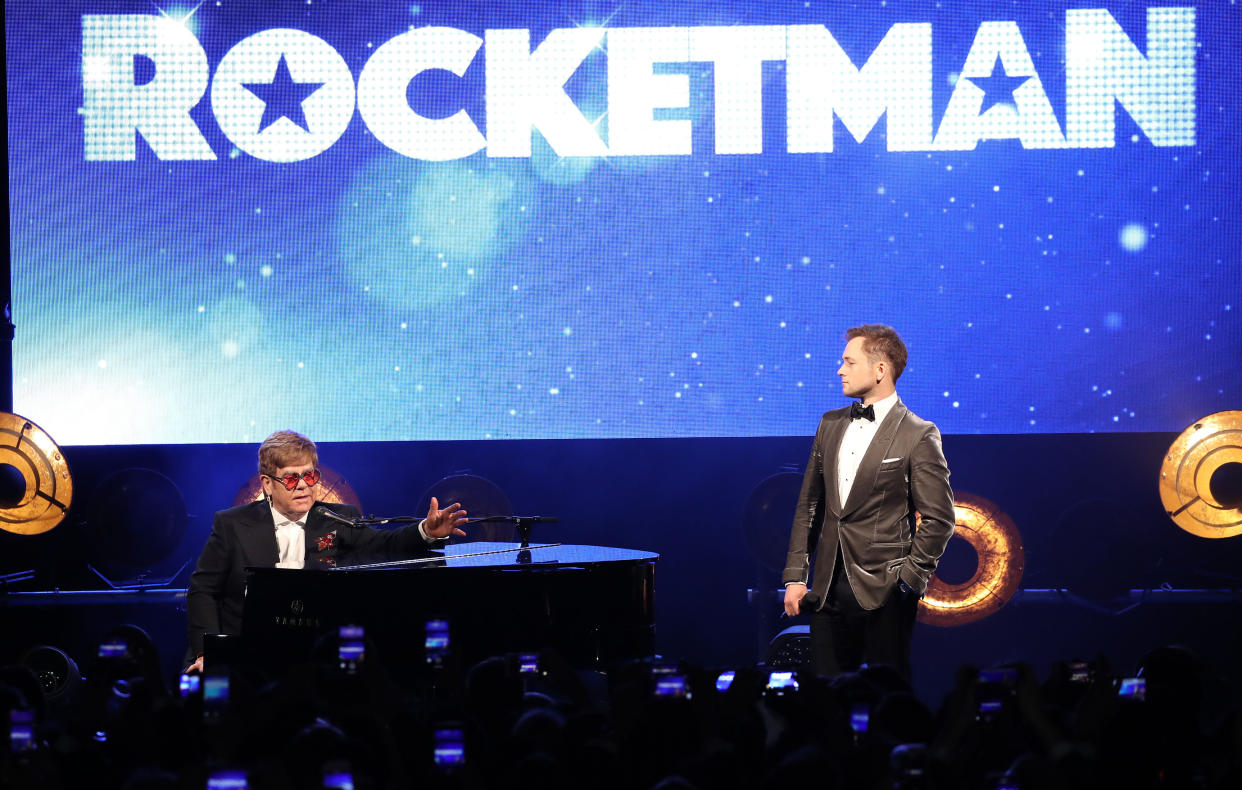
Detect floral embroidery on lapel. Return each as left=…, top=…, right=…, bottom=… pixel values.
left=318, top=556, right=337, bottom=567
left=316, top=530, right=337, bottom=552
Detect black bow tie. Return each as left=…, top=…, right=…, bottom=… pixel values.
left=850, top=402, right=876, bottom=422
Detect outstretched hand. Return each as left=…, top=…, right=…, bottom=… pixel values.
left=424, top=496, right=468, bottom=539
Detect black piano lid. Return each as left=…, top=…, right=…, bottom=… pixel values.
left=242, top=541, right=660, bottom=670
left=330, top=542, right=659, bottom=571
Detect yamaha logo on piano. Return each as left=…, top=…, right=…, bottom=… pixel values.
left=272, top=599, right=321, bottom=629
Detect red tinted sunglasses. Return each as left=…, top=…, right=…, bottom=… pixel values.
left=265, top=469, right=321, bottom=491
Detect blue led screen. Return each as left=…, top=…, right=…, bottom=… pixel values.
left=7, top=1, right=1239, bottom=443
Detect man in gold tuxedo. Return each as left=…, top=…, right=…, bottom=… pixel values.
left=783, top=324, right=955, bottom=680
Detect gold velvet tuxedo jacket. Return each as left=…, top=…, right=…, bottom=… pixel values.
left=783, top=398, right=955, bottom=611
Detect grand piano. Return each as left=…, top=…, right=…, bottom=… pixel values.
left=239, top=542, right=658, bottom=675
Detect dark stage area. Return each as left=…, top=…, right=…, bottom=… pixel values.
left=3, top=430, right=1239, bottom=708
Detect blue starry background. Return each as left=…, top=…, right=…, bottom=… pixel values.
left=6, top=1, right=1240, bottom=444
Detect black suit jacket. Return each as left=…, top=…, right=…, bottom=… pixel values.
left=185, top=499, right=434, bottom=660
left=783, top=398, right=955, bottom=610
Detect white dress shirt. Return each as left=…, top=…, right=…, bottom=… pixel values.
left=836, top=391, right=899, bottom=509
left=270, top=501, right=439, bottom=570
left=785, top=391, right=902, bottom=590
left=270, top=503, right=307, bottom=570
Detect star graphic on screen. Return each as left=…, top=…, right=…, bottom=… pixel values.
left=967, top=56, right=1031, bottom=114
left=242, top=54, right=325, bottom=133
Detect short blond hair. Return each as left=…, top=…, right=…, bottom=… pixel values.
left=845, top=324, right=908, bottom=381
left=258, top=430, right=318, bottom=476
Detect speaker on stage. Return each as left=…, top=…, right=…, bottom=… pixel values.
left=16, top=644, right=82, bottom=711
left=763, top=624, right=812, bottom=670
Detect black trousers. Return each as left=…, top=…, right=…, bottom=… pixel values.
left=809, top=550, right=920, bottom=680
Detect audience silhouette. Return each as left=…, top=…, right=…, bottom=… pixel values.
left=2, top=628, right=1239, bottom=789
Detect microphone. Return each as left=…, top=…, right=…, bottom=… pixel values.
left=779, top=590, right=820, bottom=618
left=316, top=505, right=361, bottom=528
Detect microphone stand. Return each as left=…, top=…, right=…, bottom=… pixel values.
left=466, top=515, right=559, bottom=549
left=348, top=514, right=558, bottom=546
left=316, top=506, right=421, bottom=530
left=321, top=507, right=560, bottom=564
left=466, top=515, right=559, bottom=563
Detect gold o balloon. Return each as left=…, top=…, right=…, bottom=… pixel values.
left=0, top=413, right=73, bottom=536
left=1159, top=410, right=1242, bottom=538
left=917, top=492, right=1024, bottom=627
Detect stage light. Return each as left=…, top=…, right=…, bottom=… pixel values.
left=17, top=645, right=82, bottom=706
left=417, top=471, right=513, bottom=542
left=1050, top=498, right=1155, bottom=605
left=85, top=468, right=187, bottom=576
left=740, top=467, right=804, bottom=573
left=1159, top=410, right=1242, bottom=539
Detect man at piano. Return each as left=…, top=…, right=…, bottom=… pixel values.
left=184, top=430, right=468, bottom=672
